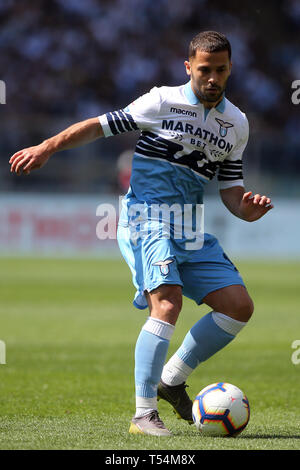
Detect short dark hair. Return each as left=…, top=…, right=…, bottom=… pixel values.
left=188, top=31, right=231, bottom=60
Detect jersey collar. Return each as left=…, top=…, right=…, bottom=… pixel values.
left=184, top=81, right=226, bottom=113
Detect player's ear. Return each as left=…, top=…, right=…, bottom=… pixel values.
left=184, top=60, right=191, bottom=76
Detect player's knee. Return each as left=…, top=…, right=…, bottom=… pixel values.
left=155, top=298, right=182, bottom=325
left=147, top=285, right=182, bottom=325
left=235, top=296, right=254, bottom=322
left=150, top=297, right=182, bottom=326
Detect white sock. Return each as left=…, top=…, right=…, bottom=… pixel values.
left=135, top=397, right=157, bottom=418
left=161, top=354, right=194, bottom=386
left=135, top=317, right=175, bottom=417
left=212, top=312, right=246, bottom=336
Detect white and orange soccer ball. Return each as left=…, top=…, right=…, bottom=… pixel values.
left=192, top=382, right=250, bottom=437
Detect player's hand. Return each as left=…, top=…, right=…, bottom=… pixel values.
left=9, top=143, right=52, bottom=175
left=239, top=191, right=274, bottom=222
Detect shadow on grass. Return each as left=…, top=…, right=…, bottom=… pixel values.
left=239, top=434, right=300, bottom=440
left=172, top=429, right=300, bottom=440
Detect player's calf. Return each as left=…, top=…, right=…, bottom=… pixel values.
left=160, top=309, right=249, bottom=398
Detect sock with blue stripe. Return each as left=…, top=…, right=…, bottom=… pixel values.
left=161, top=311, right=246, bottom=386
left=134, top=317, right=175, bottom=417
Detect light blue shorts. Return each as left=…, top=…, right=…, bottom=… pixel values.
left=117, top=225, right=245, bottom=310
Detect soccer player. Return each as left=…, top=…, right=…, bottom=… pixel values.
left=9, top=31, right=273, bottom=436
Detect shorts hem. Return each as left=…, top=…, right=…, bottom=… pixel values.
left=133, top=280, right=184, bottom=311
left=133, top=300, right=148, bottom=310
left=194, top=280, right=246, bottom=306
left=146, top=280, right=184, bottom=294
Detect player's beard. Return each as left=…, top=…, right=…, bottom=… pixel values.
left=191, top=74, right=228, bottom=104
left=197, top=86, right=224, bottom=103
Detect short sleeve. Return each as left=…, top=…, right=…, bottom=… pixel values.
left=218, top=113, right=249, bottom=189
left=98, top=87, right=162, bottom=138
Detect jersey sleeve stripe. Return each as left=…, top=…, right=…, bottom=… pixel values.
left=219, top=163, right=243, bottom=170
left=218, top=158, right=243, bottom=180
left=124, top=111, right=139, bottom=131
left=117, top=110, right=135, bottom=132
left=106, top=112, right=119, bottom=135
left=218, top=174, right=243, bottom=181
left=111, top=111, right=127, bottom=133
left=105, top=110, right=139, bottom=135
left=218, top=159, right=242, bottom=166
left=218, top=169, right=243, bottom=175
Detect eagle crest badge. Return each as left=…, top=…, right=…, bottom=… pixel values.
left=215, top=118, right=234, bottom=137
left=152, top=259, right=174, bottom=275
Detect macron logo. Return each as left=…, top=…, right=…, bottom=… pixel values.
left=170, top=107, right=197, bottom=117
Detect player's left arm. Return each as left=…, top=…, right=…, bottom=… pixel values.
left=220, top=185, right=274, bottom=222
left=218, top=113, right=273, bottom=221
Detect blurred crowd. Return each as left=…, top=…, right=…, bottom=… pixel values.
left=0, top=0, right=299, bottom=193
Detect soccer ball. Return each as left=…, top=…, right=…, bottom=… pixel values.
left=192, top=382, right=250, bottom=437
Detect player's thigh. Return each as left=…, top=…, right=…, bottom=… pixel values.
left=117, top=224, right=184, bottom=310
left=202, top=284, right=254, bottom=322
left=179, top=253, right=249, bottom=319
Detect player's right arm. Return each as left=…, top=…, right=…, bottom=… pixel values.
left=9, top=86, right=161, bottom=175
left=9, top=117, right=104, bottom=175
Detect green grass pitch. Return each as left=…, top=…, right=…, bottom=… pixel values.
left=0, top=257, right=299, bottom=450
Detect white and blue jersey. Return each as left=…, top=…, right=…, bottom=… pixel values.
left=98, top=82, right=248, bottom=309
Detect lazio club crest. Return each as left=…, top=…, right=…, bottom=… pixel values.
left=215, top=118, right=234, bottom=137
left=152, top=259, right=174, bottom=275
